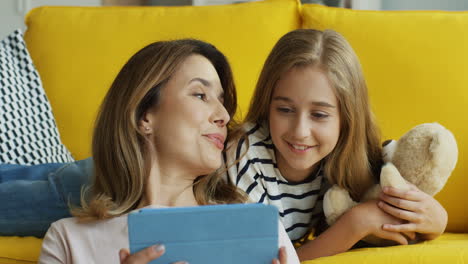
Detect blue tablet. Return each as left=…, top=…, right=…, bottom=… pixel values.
left=128, top=203, right=278, bottom=264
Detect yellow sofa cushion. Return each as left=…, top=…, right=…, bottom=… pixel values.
left=302, top=4, right=468, bottom=233
left=1, top=233, right=466, bottom=263
left=24, top=0, right=300, bottom=160
left=0, top=236, right=42, bottom=264
left=302, top=233, right=468, bottom=264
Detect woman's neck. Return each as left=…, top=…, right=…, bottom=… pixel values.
left=138, top=163, right=199, bottom=208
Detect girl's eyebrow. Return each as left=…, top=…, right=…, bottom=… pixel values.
left=272, top=96, right=335, bottom=108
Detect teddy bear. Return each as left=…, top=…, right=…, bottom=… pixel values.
left=323, top=122, right=458, bottom=246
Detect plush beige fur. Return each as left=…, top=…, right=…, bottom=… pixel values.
left=323, top=123, right=458, bottom=246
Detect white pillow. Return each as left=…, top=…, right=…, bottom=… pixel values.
left=0, top=29, right=74, bottom=164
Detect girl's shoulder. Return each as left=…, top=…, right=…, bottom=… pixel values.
left=228, top=122, right=270, bottom=148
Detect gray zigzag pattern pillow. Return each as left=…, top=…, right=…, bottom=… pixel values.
left=0, top=29, right=74, bottom=164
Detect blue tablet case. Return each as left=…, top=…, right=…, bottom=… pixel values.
left=128, top=203, right=278, bottom=264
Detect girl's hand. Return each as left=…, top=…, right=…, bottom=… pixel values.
left=272, top=247, right=287, bottom=264
left=350, top=200, right=412, bottom=245
left=119, top=244, right=187, bottom=264
left=378, top=184, right=448, bottom=240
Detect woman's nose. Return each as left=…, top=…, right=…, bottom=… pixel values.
left=212, top=101, right=230, bottom=127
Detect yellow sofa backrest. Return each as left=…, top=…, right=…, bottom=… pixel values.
left=301, top=4, right=468, bottom=233
left=24, top=0, right=300, bottom=160
left=24, top=1, right=467, bottom=233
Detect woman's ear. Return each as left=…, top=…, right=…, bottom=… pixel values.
left=139, top=110, right=157, bottom=135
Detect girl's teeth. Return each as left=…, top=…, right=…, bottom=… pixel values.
left=292, top=144, right=308, bottom=150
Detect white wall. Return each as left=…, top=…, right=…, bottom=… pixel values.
left=352, top=0, right=381, bottom=10
left=0, top=0, right=101, bottom=39
left=382, top=0, right=468, bottom=11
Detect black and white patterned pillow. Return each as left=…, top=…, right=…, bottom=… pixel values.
left=0, top=29, right=74, bottom=164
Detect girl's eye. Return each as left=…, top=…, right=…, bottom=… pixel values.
left=277, top=107, right=293, bottom=113
left=194, top=93, right=207, bottom=101
left=311, top=112, right=329, bottom=119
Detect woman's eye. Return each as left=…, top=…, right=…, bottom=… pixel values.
left=194, top=93, right=207, bottom=101
left=277, top=107, right=293, bottom=113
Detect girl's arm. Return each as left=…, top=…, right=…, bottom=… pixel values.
left=378, top=184, right=448, bottom=241
left=296, top=200, right=409, bottom=261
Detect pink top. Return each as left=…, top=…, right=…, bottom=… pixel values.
left=39, top=206, right=300, bottom=264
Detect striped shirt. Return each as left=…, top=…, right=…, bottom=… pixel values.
left=225, top=122, right=329, bottom=243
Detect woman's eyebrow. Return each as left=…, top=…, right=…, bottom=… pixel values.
left=189, top=77, right=224, bottom=100
left=189, top=77, right=211, bottom=87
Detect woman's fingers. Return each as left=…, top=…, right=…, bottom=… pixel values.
left=279, top=247, right=287, bottom=264
left=119, top=249, right=130, bottom=262
left=119, top=244, right=166, bottom=264
left=272, top=247, right=287, bottom=264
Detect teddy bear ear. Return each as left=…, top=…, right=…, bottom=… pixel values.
left=382, top=139, right=393, bottom=147
left=382, top=139, right=397, bottom=163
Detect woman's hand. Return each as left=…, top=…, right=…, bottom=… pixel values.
left=378, top=184, right=448, bottom=240
left=272, top=247, right=287, bottom=264
left=350, top=200, right=413, bottom=245
left=120, top=244, right=289, bottom=264
left=119, top=244, right=187, bottom=264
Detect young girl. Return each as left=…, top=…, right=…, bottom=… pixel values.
left=36, top=39, right=297, bottom=264
left=225, top=29, right=448, bottom=261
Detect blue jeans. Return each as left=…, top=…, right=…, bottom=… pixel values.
left=0, top=158, right=93, bottom=237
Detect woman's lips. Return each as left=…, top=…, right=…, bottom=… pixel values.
left=204, top=134, right=225, bottom=150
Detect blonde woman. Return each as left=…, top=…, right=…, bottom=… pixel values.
left=37, top=39, right=298, bottom=264
left=225, top=29, right=448, bottom=261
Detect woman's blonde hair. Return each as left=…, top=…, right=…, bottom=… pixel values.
left=238, top=29, right=382, bottom=200
left=74, top=39, right=247, bottom=220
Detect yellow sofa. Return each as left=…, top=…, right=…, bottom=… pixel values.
left=1, top=0, right=468, bottom=263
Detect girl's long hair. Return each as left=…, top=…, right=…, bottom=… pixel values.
left=233, top=29, right=382, bottom=200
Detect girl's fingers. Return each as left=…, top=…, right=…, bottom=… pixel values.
left=378, top=230, right=409, bottom=246
left=403, top=231, right=417, bottom=241
left=382, top=186, right=423, bottom=202
left=378, top=201, right=420, bottom=222
left=379, top=193, right=420, bottom=212
left=382, top=222, right=417, bottom=233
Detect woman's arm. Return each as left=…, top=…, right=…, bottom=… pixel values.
left=296, top=200, right=410, bottom=261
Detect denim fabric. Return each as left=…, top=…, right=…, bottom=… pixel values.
left=0, top=158, right=93, bottom=237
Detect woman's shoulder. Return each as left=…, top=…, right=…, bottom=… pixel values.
left=40, top=215, right=128, bottom=263
left=47, top=214, right=128, bottom=242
